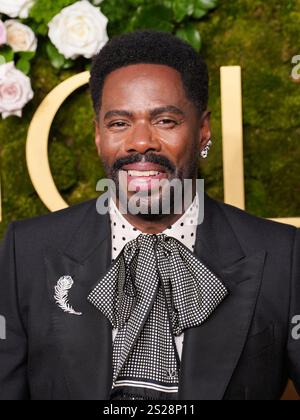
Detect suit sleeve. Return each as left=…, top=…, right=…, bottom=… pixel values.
left=0, top=223, right=29, bottom=400
left=288, top=228, right=300, bottom=395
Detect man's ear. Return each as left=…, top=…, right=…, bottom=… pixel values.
left=199, top=111, right=212, bottom=151
left=95, top=119, right=101, bottom=156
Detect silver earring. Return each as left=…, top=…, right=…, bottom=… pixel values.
left=201, top=140, right=213, bottom=159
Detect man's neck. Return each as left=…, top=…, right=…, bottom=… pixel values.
left=115, top=191, right=197, bottom=234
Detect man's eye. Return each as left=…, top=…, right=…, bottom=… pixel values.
left=108, top=121, right=128, bottom=128
left=156, top=119, right=177, bottom=126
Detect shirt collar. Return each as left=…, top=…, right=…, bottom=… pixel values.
left=109, top=195, right=199, bottom=260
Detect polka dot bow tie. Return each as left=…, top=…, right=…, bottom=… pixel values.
left=88, top=234, right=228, bottom=400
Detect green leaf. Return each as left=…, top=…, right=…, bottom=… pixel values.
left=0, top=46, right=14, bottom=63
left=176, top=23, right=202, bottom=51
left=173, top=0, right=195, bottom=23
left=16, top=58, right=31, bottom=75
left=62, top=59, right=75, bottom=70
left=18, top=51, right=36, bottom=61
left=194, top=0, right=218, bottom=11
left=193, top=7, right=209, bottom=19
left=46, top=42, right=74, bottom=70
left=46, top=42, right=65, bottom=69
left=193, top=0, right=218, bottom=18
left=130, top=5, right=174, bottom=32
left=193, top=9, right=209, bottom=19
left=101, top=0, right=132, bottom=26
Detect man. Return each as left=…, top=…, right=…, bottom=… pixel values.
left=0, top=30, right=299, bottom=401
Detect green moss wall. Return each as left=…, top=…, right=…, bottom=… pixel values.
left=1, top=0, right=299, bottom=239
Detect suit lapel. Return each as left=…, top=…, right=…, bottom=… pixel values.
left=44, top=200, right=114, bottom=400
left=178, top=195, right=267, bottom=400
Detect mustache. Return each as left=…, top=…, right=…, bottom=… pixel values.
left=112, top=153, right=176, bottom=174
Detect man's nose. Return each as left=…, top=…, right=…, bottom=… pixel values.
left=125, top=122, right=161, bottom=154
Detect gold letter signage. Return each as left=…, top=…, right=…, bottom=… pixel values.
left=26, top=71, right=90, bottom=212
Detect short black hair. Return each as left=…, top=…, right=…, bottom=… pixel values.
left=90, top=30, right=209, bottom=118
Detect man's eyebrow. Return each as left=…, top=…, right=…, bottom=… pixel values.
left=149, top=106, right=185, bottom=118
left=104, top=106, right=185, bottom=120
left=104, top=110, right=134, bottom=120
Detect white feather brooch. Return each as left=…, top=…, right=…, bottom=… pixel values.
left=54, top=276, right=82, bottom=316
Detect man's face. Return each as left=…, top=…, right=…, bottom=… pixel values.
left=95, top=63, right=210, bottom=214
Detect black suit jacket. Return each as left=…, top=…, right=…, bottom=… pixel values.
left=0, top=194, right=299, bottom=400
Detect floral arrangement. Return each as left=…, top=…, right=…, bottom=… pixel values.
left=0, top=0, right=218, bottom=119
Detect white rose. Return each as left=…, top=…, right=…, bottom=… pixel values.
left=0, top=0, right=35, bottom=19
left=0, top=61, right=34, bottom=119
left=5, top=20, right=37, bottom=52
left=48, top=0, right=109, bottom=60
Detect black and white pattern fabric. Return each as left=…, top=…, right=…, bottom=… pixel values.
left=109, top=195, right=200, bottom=361
left=88, top=233, right=229, bottom=400
left=109, top=195, right=199, bottom=262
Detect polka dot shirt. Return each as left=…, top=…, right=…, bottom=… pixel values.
left=109, top=195, right=200, bottom=360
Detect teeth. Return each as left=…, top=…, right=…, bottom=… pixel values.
left=128, top=170, right=160, bottom=177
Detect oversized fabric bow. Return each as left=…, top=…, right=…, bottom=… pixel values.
left=88, top=234, right=228, bottom=400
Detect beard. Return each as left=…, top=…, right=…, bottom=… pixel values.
left=101, top=152, right=199, bottom=220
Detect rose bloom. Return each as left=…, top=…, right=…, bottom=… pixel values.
left=48, top=0, right=109, bottom=60
left=0, top=62, right=34, bottom=119
left=0, top=20, right=7, bottom=45
left=0, top=0, right=35, bottom=19
left=5, top=20, right=37, bottom=52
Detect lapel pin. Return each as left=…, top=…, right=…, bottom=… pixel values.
left=54, top=276, right=82, bottom=316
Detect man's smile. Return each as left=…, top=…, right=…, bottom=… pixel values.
left=120, top=162, right=169, bottom=191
